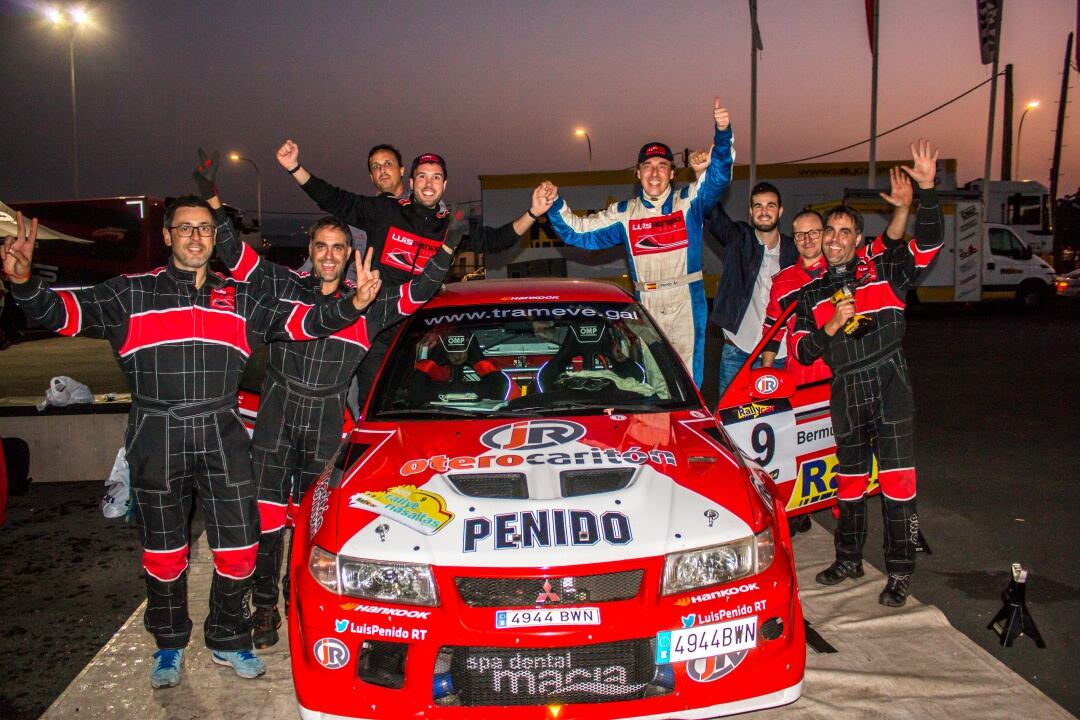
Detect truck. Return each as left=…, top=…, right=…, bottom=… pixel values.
left=478, top=158, right=1056, bottom=305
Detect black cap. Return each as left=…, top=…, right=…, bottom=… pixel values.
left=410, top=153, right=448, bottom=179
left=637, top=142, right=674, bottom=165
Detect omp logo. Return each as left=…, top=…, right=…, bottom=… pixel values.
left=579, top=325, right=600, bottom=337
left=313, top=638, right=350, bottom=670
left=753, top=374, right=779, bottom=395
left=447, top=335, right=465, bottom=344
left=480, top=420, right=585, bottom=451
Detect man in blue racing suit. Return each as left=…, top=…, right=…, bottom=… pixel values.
left=543, top=97, right=734, bottom=385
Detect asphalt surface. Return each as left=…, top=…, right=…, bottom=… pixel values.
left=0, top=299, right=1077, bottom=718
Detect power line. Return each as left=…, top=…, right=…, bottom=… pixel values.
left=778, top=74, right=1002, bottom=164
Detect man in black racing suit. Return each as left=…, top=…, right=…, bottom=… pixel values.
left=1, top=197, right=377, bottom=687
left=275, top=139, right=555, bottom=408
left=792, top=140, right=943, bottom=607
left=210, top=184, right=459, bottom=646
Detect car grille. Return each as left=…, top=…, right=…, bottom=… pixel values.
left=442, top=639, right=666, bottom=706
left=455, top=570, right=643, bottom=607
left=560, top=467, right=635, bottom=496
left=447, top=472, right=529, bottom=499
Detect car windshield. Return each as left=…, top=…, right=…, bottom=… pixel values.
left=368, top=301, right=698, bottom=418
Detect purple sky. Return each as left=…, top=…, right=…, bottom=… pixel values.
left=1, top=0, right=1077, bottom=218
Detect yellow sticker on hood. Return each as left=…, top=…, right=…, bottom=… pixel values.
left=348, top=485, right=455, bottom=535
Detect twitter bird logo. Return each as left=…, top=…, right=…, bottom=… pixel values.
left=335, top=619, right=349, bottom=633
left=681, top=614, right=697, bottom=628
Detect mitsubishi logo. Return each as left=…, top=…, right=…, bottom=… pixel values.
left=536, top=579, right=561, bottom=604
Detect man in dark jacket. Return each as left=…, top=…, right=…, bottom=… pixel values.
left=706, top=182, right=799, bottom=395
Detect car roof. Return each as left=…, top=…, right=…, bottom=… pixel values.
left=425, top=278, right=635, bottom=309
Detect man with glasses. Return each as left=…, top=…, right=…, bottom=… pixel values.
left=760, top=166, right=916, bottom=384
left=792, top=140, right=943, bottom=608
left=1, top=198, right=380, bottom=689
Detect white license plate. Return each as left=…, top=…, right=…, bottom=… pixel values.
left=655, top=616, right=758, bottom=663
left=495, top=607, right=602, bottom=629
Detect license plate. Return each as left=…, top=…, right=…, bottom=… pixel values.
left=495, top=607, right=602, bottom=629
left=655, top=616, right=758, bottom=663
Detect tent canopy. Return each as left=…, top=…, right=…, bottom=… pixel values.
left=0, top=202, right=93, bottom=243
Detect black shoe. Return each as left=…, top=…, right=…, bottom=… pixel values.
left=879, top=574, right=911, bottom=607
left=815, top=559, right=864, bottom=586
left=252, top=606, right=281, bottom=649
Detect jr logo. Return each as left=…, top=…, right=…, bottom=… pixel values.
left=480, top=420, right=586, bottom=451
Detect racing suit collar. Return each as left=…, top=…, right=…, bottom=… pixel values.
left=826, top=257, right=861, bottom=283
left=165, top=262, right=225, bottom=289
left=637, top=184, right=673, bottom=209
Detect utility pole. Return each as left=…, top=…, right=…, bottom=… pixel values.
left=1001, top=63, right=1013, bottom=181
left=1050, top=32, right=1074, bottom=268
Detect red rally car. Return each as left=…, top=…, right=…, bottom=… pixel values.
left=287, top=279, right=804, bottom=719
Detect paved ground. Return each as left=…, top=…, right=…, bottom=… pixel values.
left=0, top=299, right=1077, bottom=718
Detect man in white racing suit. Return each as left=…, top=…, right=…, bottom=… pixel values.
left=542, top=97, right=734, bottom=385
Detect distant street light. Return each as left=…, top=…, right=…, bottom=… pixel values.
left=1015, top=100, right=1040, bottom=180
left=575, top=128, right=593, bottom=170
left=229, top=153, right=262, bottom=233
left=47, top=5, right=91, bottom=197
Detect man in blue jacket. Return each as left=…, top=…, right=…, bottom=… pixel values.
left=706, top=182, right=799, bottom=395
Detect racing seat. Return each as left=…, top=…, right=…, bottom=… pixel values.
left=411, top=333, right=517, bottom=403
left=536, top=323, right=646, bottom=392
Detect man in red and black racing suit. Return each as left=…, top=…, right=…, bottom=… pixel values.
left=761, top=165, right=916, bottom=385
left=2, top=198, right=375, bottom=688
left=544, top=97, right=735, bottom=386
left=276, top=141, right=553, bottom=405
left=212, top=197, right=459, bottom=647
left=792, top=140, right=943, bottom=607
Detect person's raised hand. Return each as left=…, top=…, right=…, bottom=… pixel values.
left=276, top=140, right=300, bottom=171
left=2, top=212, right=37, bottom=283
left=713, top=97, right=730, bottom=131
left=351, top=248, right=381, bottom=310
left=689, top=147, right=712, bottom=177
left=880, top=165, right=913, bottom=207
left=902, top=139, right=939, bottom=189
left=530, top=182, right=556, bottom=217
left=193, top=147, right=219, bottom=200
left=827, top=298, right=856, bottom=335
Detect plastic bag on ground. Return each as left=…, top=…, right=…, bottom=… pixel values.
left=101, top=447, right=130, bottom=519
left=36, top=376, right=94, bottom=411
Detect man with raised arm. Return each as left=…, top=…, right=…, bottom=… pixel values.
left=278, top=141, right=553, bottom=410
left=759, top=165, right=917, bottom=384
left=196, top=154, right=461, bottom=648
left=791, top=140, right=943, bottom=608
left=1, top=198, right=378, bottom=689
left=542, top=97, right=734, bottom=386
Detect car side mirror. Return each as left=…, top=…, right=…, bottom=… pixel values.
left=1015, top=245, right=1033, bottom=260
left=749, top=367, right=795, bottom=400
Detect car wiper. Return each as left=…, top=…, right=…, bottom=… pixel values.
left=510, top=400, right=617, bottom=415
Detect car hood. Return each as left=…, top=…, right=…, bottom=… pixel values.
left=319, top=412, right=765, bottom=569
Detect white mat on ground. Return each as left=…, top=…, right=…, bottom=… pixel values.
left=43, top=523, right=1072, bottom=719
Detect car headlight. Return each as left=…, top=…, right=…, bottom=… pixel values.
left=662, top=526, right=775, bottom=596
left=308, top=545, right=439, bottom=606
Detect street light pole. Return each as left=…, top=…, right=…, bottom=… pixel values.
left=1014, top=100, right=1040, bottom=180
left=575, top=129, right=592, bottom=170
left=229, top=154, right=262, bottom=233
left=48, top=6, right=88, bottom=197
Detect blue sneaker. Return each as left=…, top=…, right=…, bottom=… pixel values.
left=150, top=648, right=184, bottom=689
left=211, top=649, right=266, bottom=679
